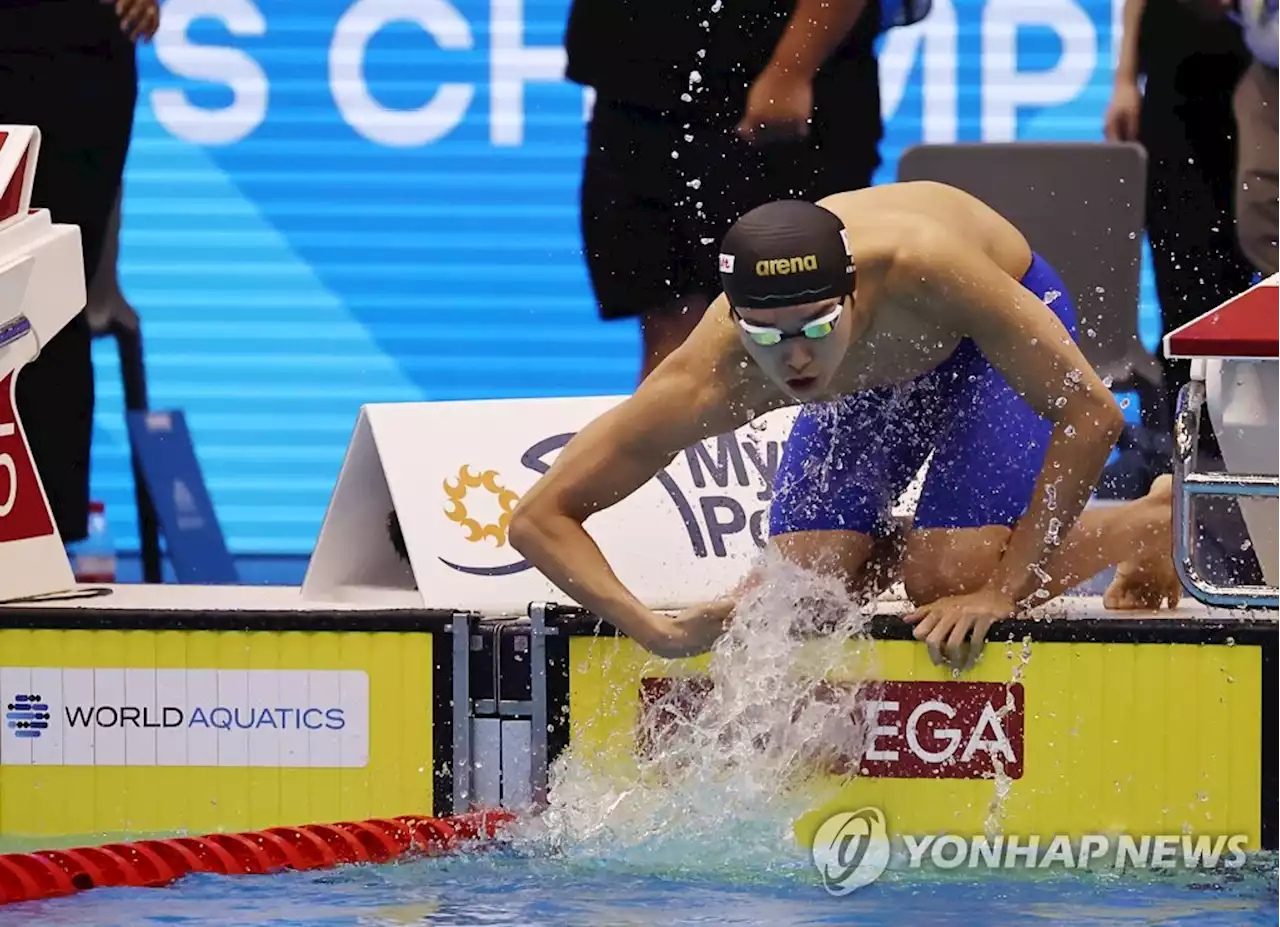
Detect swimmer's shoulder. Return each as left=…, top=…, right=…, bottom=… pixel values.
left=682, top=294, right=768, bottom=390
left=658, top=297, right=782, bottom=399
left=818, top=184, right=1028, bottom=284
left=815, top=180, right=965, bottom=219
left=628, top=297, right=784, bottom=440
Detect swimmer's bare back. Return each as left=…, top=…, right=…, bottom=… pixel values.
left=509, top=181, right=1123, bottom=658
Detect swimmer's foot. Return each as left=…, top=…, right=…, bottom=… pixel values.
left=1104, top=475, right=1182, bottom=610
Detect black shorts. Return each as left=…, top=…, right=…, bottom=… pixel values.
left=579, top=99, right=880, bottom=321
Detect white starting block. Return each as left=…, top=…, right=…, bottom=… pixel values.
left=1164, top=274, right=1279, bottom=608
left=0, top=125, right=88, bottom=603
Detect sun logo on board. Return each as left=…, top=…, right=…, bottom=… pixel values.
left=442, top=465, right=521, bottom=547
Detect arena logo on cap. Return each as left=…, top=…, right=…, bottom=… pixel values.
left=438, top=430, right=781, bottom=576
left=756, top=255, right=818, bottom=276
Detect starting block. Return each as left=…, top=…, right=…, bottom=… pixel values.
left=1164, top=274, right=1279, bottom=608
left=0, top=125, right=86, bottom=603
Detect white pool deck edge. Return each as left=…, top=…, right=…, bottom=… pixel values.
left=0, top=582, right=1273, bottom=624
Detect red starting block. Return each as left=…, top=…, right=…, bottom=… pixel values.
left=0, top=125, right=87, bottom=603
left=1163, top=274, right=1278, bottom=609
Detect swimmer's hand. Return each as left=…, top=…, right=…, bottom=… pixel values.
left=736, top=66, right=813, bottom=144
left=649, top=599, right=736, bottom=659
left=903, top=588, right=1016, bottom=670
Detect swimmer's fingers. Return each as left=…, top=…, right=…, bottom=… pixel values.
left=960, top=618, right=996, bottom=671
left=911, top=607, right=954, bottom=667
left=905, top=605, right=939, bottom=665
left=909, top=602, right=993, bottom=669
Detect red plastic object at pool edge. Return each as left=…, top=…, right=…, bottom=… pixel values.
left=0, top=809, right=515, bottom=906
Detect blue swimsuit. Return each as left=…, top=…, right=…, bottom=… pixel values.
left=768, top=252, right=1081, bottom=539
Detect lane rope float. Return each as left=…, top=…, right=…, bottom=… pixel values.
left=0, top=809, right=515, bottom=905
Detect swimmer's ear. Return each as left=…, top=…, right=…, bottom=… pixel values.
left=386, top=510, right=409, bottom=563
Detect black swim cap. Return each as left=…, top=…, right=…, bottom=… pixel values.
left=718, top=200, right=855, bottom=309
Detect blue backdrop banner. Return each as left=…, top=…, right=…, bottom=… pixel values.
left=91, top=0, right=1155, bottom=555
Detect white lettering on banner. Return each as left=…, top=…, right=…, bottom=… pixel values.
left=489, top=0, right=567, bottom=146
left=878, top=0, right=958, bottom=142
left=0, top=421, right=14, bottom=519
left=156, top=0, right=565, bottom=148
left=146, top=0, right=1115, bottom=148
left=981, top=0, right=1097, bottom=141
left=331, top=0, right=476, bottom=147
left=0, top=668, right=369, bottom=768
left=152, top=0, right=269, bottom=146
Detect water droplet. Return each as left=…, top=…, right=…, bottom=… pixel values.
left=1128, top=231, right=1136, bottom=239
left=1086, top=328, right=1097, bottom=339
left=671, top=150, right=680, bottom=159
left=687, top=178, right=702, bottom=190
left=1054, top=396, right=1067, bottom=408
left=1064, top=425, right=1076, bottom=437
left=684, top=134, right=694, bottom=143
left=689, top=70, right=702, bottom=85
left=680, top=93, right=693, bottom=103
left=1094, top=286, right=1106, bottom=294
left=700, top=237, right=714, bottom=245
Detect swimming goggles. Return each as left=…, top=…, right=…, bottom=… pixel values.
left=732, top=300, right=845, bottom=347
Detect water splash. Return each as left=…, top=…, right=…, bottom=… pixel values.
left=983, top=636, right=1034, bottom=837
left=516, top=552, right=881, bottom=876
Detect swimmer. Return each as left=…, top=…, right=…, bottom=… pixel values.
left=508, top=182, right=1181, bottom=668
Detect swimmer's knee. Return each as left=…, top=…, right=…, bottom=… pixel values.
left=902, top=527, right=1008, bottom=605
left=769, top=530, right=876, bottom=587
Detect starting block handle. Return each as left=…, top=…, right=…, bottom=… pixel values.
left=1172, top=380, right=1279, bottom=609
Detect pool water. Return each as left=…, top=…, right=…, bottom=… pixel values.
left=0, top=848, right=1275, bottom=926
left=7, top=568, right=1275, bottom=925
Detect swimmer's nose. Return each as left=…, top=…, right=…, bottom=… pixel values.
left=784, top=342, right=814, bottom=372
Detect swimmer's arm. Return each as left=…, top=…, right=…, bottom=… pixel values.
left=897, top=239, right=1125, bottom=608
left=509, top=316, right=785, bottom=655
left=766, top=0, right=870, bottom=79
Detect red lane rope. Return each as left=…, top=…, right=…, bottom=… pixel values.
left=0, top=810, right=515, bottom=906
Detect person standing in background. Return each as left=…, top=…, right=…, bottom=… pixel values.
left=1104, top=0, right=1257, bottom=428
left=1231, top=0, right=1278, bottom=276
left=0, top=0, right=157, bottom=544
left=564, top=0, right=897, bottom=381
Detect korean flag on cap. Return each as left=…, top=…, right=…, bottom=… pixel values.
left=719, top=253, right=735, bottom=273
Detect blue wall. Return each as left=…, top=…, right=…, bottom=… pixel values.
left=92, top=0, right=1158, bottom=555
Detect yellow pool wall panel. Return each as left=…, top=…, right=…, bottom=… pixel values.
left=0, top=628, right=437, bottom=839
left=565, top=633, right=1267, bottom=849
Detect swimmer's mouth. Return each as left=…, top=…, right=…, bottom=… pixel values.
left=786, top=375, right=819, bottom=392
